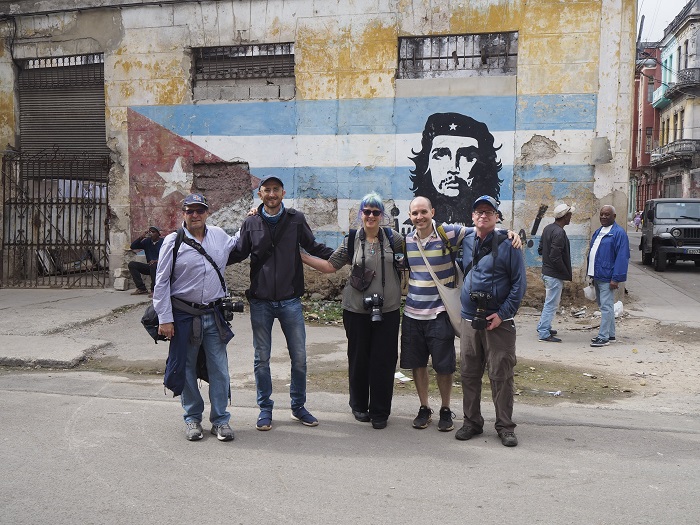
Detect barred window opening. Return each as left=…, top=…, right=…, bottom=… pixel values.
left=398, top=33, right=518, bottom=79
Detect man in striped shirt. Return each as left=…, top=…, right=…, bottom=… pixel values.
left=400, top=196, right=520, bottom=432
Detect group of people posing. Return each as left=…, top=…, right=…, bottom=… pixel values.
left=138, top=175, right=629, bottom=448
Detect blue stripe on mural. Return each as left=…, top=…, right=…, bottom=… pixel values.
left=132, top=94, right=597, bottom=136
left=516, top=94, right=597, bottom=130
left=515, top=165, right=595, bottom=182
left=250, top=165, right=518, bottom=200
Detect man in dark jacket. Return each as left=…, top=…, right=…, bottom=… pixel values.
left=536, top=203, right=574, bottom=342
left=228, top=176, right=334, bottom=431
left=128, top=226, right=163, bottom=296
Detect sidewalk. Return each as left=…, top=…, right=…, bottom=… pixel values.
left=1, top=250, right=698, bottom=369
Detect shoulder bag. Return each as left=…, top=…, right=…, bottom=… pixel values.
left=415, top=238, right=464, bottom=337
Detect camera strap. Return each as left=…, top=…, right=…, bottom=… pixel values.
left=180, top=236, right=228, bottom=295
left=357, top=228, right=386, bottom=297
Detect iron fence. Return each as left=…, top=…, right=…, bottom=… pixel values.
left=1, top=151, right=111, bottom=288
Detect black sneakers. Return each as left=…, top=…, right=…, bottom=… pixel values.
left=590, top=336, right=610, bottom=347
left=437, top=407, right=455, bottom=432
left=412, top=405, right=433, bottom=429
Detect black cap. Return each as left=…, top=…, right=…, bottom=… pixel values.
left=258, top=176, right=284, bottom=189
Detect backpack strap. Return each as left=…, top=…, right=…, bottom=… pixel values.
left=346, top=229, right=357, bottom=264
left=170, top=228, right=185, bottom=283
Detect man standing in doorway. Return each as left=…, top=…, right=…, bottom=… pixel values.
left=228, top=176, right=334, bottom=431
left=588, top=205, right=629, bottom=347
left=536, top=203, right=574, bottom=342
left=456, top=196, right=526, bottom=447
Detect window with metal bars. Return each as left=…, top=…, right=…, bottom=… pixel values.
left=192, top=43, right=295, bottom=101
left=398, top=33, right=518, bottom=79
left=194, top=44, right=294, bottom=80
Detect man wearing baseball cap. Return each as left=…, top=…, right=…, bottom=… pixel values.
left=536, top=203, right=574, bottom=342
left=228, top=175, right=334, bottom=431
left=456, top=195, right=526, bottom=447
left=153, top=193, right=240, bottom=442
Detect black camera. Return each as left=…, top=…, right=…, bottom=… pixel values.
left=469, top=291, right=492, bottom=330
left=220, top=296, right=244, bottom=322
left=363, top=293, right=384, bottom=322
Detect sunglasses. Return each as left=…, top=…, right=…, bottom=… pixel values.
left=184, top=208, right=207, bottom=216
left=362, top=209, right=382, bottom=217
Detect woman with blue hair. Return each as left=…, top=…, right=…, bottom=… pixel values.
left=302, top=192, right=403, bottom=429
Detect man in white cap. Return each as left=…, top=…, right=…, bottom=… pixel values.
left=536, top=203, right=574, bottom=342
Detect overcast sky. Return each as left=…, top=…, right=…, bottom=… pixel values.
left=638, top=0, right=692, bottom=41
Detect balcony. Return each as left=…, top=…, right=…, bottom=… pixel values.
left=652, top=83, right=670, bottom=108
left=666, top=68, right=700, bottom=99
left=650, top=139, right=700, bottom=165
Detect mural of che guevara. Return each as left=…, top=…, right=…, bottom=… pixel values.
left=409, top=112, right=503, bottom=226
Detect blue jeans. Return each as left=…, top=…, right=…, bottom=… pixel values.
left=179, top=311, right=231, bottom=425
left=249, top=297, right=307, bottom=412
left=536, top=275, right=563, bottom=339
left=594, top=279, right=615, bottom=340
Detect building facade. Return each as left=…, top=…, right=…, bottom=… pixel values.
left=651, top=0, right=700, bottom=200
left=0, top=0, right=636, bottom=294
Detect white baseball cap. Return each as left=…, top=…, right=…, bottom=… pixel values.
left=553, top=203, right=575, bottom=218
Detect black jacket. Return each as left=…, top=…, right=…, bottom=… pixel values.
left=228, top=206, right=334, bottom=300
left=539, top=222, right=572, bottom=281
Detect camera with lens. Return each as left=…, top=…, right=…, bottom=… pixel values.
left=220, top=295, right=244, bottom=322
left=363, top=293, right=384, bottom=322
left=469, top=291, right=492, bottom=330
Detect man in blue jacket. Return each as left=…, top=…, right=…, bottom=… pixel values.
left=456, top=196, right=526, bottom=447
left=587, top=205, right=629, bottom=347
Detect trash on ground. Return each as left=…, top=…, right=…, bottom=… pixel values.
left=583, top=373, right=597, bottom=379
left=614, top=301, right=623, bottom=317
left=547, top=390, right=562, bottom=396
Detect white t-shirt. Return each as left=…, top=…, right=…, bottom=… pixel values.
left=587, top=225, right=612, bottom=276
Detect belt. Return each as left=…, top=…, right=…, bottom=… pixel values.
left=180, top=299, right=223, bottom=310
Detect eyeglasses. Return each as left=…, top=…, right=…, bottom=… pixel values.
left=184, top=208, right=207, bottom=216
left=473, top=210, right=496, bottom=217
left=362, top=209, right=382, bottom=217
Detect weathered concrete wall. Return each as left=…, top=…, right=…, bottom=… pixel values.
left=0, top=0, right=636, bottom=300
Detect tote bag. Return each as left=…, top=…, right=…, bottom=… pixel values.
left=416, top=241, right=464, bottom=337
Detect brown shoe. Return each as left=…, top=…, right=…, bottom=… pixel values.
left=130, top=288, right=149, bottom=295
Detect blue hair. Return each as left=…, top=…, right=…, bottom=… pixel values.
left=357, top=192, right=385, bottom=223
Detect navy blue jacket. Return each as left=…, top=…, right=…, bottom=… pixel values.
left=130, top=236, right=163, bottom=263
left=460, top=230, right=526, bottom=320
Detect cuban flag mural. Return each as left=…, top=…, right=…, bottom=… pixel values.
left=128, top=82, right=596, bottom=260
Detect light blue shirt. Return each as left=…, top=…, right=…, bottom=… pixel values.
left=153, top=224, right=240, bottom=324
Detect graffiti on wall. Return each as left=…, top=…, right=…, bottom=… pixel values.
left=408, top=112, right=502, bottom=226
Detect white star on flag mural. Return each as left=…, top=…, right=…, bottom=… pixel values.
left=157, top=157, right=193, bottom=198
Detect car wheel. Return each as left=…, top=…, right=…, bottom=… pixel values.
left=695, top=260, right=700, bottom=267
left=653, top=250, right=666, bottom=272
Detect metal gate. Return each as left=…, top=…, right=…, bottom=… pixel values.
left=1, top=152, right=111, bottom=288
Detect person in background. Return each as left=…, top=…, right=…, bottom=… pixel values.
left=301, top=192, right=403, bottom=430
left=128, top=226, right=163, bottom=297
left=536, top=203, right=574, bottom=342
left=588, top=205, right=629, bottom=347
